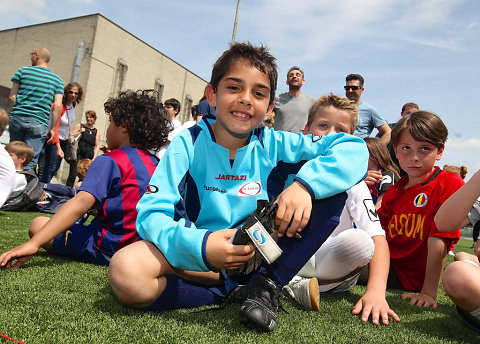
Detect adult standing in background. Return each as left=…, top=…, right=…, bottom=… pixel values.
left=8, top=47, right=64, bottom=170
left=389, top=102, right=419, bottom=130
left=345, top=74, right=391, bottom=144
left=38, top=82, right=83, bottom=183
left=66, top=110, right=100, bottom=187
left=274, top=66, right=315, bottom=133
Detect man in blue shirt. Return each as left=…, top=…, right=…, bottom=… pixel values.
left=345, top=74, right=391, bottom=144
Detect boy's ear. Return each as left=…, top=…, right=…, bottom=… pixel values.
left=303, top=125, right=310, bottom=135
left=393, top=145, right=398, bottom=158
left=19, top=156, right=26, bottom=164
left=266, top=101, right=274, bottom=116
left=436, top=145, right=444, bottom=160
left=205, top=84, right=216, bottom=107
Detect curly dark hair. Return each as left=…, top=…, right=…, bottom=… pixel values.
left=104, top=90, right=171, bottom=151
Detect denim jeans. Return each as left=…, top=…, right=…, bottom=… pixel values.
left=38, top=140, right=67, bottom=183
left=9, top=115, right=49, bottom=170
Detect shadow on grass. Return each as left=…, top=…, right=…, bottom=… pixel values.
left=93, top=283, right=261, bottom=334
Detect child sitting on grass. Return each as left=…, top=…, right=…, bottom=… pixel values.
left=0, top=109, right=16, bottom=207
left=4, top=141, right=34, bottom=199
left=75, top=158, right=92, bottom=189
left=0, top=90, right=170, bottom=267
left=435, top=169, right=480, bottom=332
left=107, top=43, right=369, bottom=333
left=287, top=93, right=399, bottom=325
left=378, top=111, right=464, bottom=308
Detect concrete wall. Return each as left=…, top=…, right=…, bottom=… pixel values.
left=0, top=14, right=207, bottom=182
left=0, top=14, right=207, bottom=145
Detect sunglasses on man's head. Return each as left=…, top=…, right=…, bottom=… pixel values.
left=68, top=91, right=79, bottom=95
left=344, top=85, right=362, bottom=91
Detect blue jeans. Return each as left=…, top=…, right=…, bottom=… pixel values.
left=9, top=115, right=49, bottom=170
left=38, top=140, right=67, bottom=183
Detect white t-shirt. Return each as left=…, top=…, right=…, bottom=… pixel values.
left=155, top=119, right=184, bottom=159
left=9, top=172, right=27, bottom=198
left=0, top=145, right=16, bottom=206
left=48, top=104, right=75, bottom=140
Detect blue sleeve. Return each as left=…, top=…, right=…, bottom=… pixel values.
left=136, top=132, right=211, bottom=272
left=264, top=129, right=369, bottom=199
left=369, top=105, right=387, bottom=128
left=79, top=154, right=120, bottom=204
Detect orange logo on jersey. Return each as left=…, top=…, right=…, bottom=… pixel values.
left=413, top=193, right=428, bottom=207
left=387, top=213, right=425, bottom=240
left=65, top=230, right=72, bottom=246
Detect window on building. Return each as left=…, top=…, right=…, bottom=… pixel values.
left=154, top=78, right=164, bottom=102
left=113, top=58, right=128, bottom=96
left=182, top=95, right=193, bottom=123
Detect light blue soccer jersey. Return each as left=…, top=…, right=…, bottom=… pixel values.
left=136, top=117, right=368, bottom=272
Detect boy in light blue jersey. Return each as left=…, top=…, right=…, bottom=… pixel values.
left=108, top=43, right=369, bottom=332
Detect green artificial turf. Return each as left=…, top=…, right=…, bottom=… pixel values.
left=0, top=211, right=479, bottom=343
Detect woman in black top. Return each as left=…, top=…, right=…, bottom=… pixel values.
left=66, top=110, right=100, bottom=187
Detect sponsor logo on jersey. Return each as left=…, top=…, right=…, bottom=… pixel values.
left=413, top=193, right=428, bottom=207
left=253, top=229, right=266, bottom=245
left=65, top=230, right=72, bottom=246
left=238, top=181, right=262, bottom=197
left=215, top=174, right=247, bottom=181
left=204, top=185, right=227, bottom=193
left=387, top=214, right=425, bottom=240
left=363, top=199, right=379, bottom=222
left=145, top=185, right=159, bottom=194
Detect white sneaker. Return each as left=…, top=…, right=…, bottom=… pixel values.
left=448, top=250, right=455, bottom=256
left=283, top=276, right=320, bottom=311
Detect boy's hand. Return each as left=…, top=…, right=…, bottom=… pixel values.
left=401, top=292, right=437, bottom=308
left=205, top=228, right=256, bottom=270
left=0, top=241, right=40, bottom=269
left=364, top=170, right=382, bottom=186
left=274, top=181, right=312, bottom=237
left=352, top=290, right=400, bottom=325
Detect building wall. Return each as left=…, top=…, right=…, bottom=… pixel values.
left=0, top=14, right=207, bottom=146
left=0, top=14, right=207, bottom=182
left=88, top=15, right=207, bottom=142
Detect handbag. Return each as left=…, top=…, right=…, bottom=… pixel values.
left=64, top=135, right=79, bottom=163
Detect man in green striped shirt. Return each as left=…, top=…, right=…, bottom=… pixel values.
left=9, top=47, right=64, bottom=170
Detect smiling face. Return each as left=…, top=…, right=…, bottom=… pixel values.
left=304, top=106, right=352, bottom=137
left=286, top=69, right=305, bottom=89
left=394, top=130, right=444, bottom=186
left=207, top=59, right=273, bottom=147
left=85, top=113, right=96, bottom=126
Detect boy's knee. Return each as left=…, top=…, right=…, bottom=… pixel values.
left=109, top=250, right=137, bottom=303
left=443, top=262, right=469, bottom=296
left=29, top=216, right=50, bottom=238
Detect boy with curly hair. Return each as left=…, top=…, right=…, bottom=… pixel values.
left=0, top=90, right=170, bottom=267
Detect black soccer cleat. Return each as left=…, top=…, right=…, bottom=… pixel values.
left=238, top=275, right=282, bottom=332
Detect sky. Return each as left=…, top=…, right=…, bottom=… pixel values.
left=1, top=0, right=479, bottom=179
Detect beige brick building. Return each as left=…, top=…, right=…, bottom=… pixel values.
left=0, top=13, right=207, bottom=147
